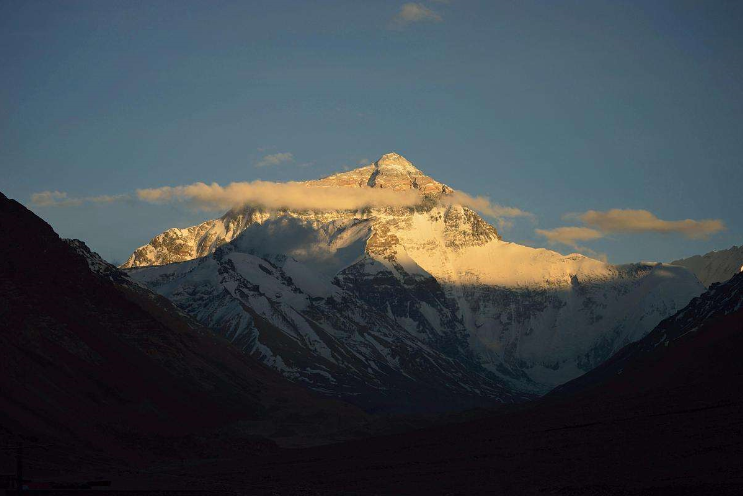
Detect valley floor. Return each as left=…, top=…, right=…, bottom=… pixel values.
left=7, top=386, right=742, bottom=494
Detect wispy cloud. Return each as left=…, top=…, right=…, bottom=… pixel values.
left=30, top=191, right=129, bottom=208
left=446, top=191, right=533, bottom=220
left=30, top=191, right=82, bottom=207
left=255, top=152, right=294, bottom=168
left=535, top=226, right=604, bottom=249
left=136, top=181, right=422, bottom=212
left=534, top=226, right=608, bottom=261
left=135, top=180, right=531, bottom=225
left=535, top=208, right=725, bottom=260
left=88, top=194, right=129, bottom=204
left=31, top=179, right=531, bottom=231
left=389, top=2, right=442, bottom=30
left=578, top=209, right=725, bottom=239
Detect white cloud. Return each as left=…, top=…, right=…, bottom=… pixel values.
left=88, top=194, right=128, bottom=204
left=135, top=180, right=531, bottom=225
left=534, top=226, right=608, bottom=261
left=32, top=180, right=531, bottom=233
left=255, top=152, right=294, bottom=168
left=535, top=208, right=725, bottom=261
left=496, top=219, right=514, bottom=231
left=30, top=191, right=129, bottom=208
left=579, top=209, right=725, bottom=239
left=30, top=191, right=82, bottom=207
left=136, top=181, right=422, bottom=212
left=389, top=3, right=442, bottom=29
left=446, top=191, right=533, bottom=220
left=535, top=226, right=604, bottom=249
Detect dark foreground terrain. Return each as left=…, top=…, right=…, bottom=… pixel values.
left=108, top=275, right=743, bottom=494
left=1, top=190, right=742, bottom=494
left=115, top=272, right=743, bottom=494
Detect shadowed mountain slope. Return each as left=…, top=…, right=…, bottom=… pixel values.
left=550, top=268, right=743, bottom=399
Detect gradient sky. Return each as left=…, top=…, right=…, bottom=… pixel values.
left=2, top=0, right=741, bottom=265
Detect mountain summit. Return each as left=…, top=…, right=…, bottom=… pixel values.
left=375, top=152, right=416, bottom=169
left=122, top=153, right=452, bottom=268
left=306, top=152, right=452, bottom=194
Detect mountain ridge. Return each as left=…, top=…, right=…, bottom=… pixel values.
left=671, top=244, right=743, bottom=287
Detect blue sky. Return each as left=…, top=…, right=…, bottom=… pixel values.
left=2, top=0, right=741, bottom=264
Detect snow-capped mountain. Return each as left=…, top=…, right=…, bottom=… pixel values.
left=671, top=245, right=743, bottom=288
left=124, top=153, right=705, bottom=407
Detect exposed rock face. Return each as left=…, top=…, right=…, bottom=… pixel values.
left=671, top=245, right=743, bottom=287
left=122, top=208, right=270, bottom=268
left=124, top=153, right=705, bottom=409
left=306, top=153, right=454, bottom=194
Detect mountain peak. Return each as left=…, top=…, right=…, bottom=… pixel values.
left=373, top=152, right=418, bottom=172
left=366, top=152, right=446, bottom=192
left=308, top=153, right=451, bottom=194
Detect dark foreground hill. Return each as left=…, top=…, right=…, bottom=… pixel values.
left=0, top=192, right=368, bottom=485
left=114, top=273, right=743, bottom=493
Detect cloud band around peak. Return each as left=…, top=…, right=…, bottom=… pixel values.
left=29, top=181, right=532, bottom=229
left=136, top=181, right=422, bottom=212
left=135, top=180, right=532, bottom=222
